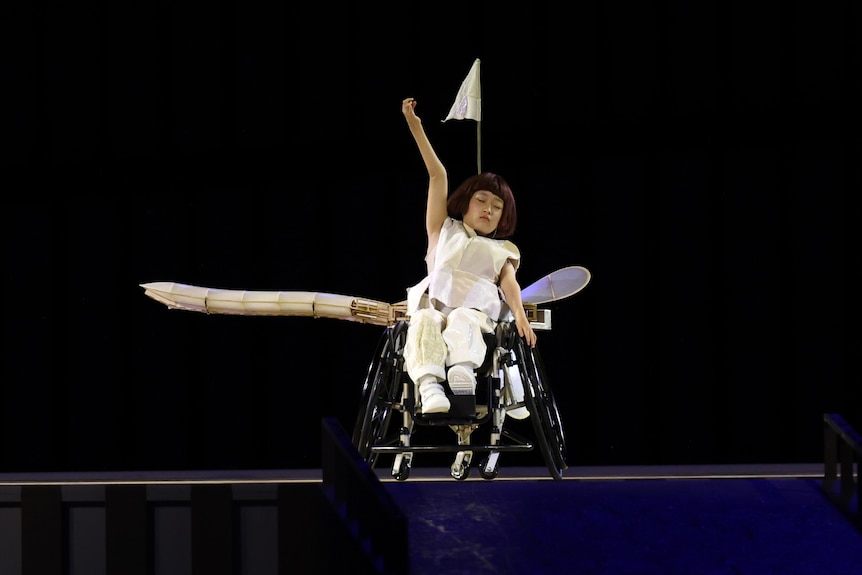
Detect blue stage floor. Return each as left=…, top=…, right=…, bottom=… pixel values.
left=379, top=464, right=860, bottom=575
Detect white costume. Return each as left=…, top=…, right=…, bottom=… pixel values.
left=405, top=218, right=520, bottom=398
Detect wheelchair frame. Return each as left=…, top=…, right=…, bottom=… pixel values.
left=351, top=309, right=568, bottom=481
left=138, top=276, right=581, bottom=481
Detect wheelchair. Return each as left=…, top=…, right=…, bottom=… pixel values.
left=139, top=272, right=583, bottom=481
left=351, top=304, right=568, bottom=481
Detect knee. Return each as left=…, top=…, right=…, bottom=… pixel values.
left=446, top=307, right=473, bottom=323
left=411, top=308, right=445, bottom=328
left=444, top=308, right=492, bottom=334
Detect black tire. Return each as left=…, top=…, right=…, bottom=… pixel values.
left=352, top=323, right=407, bottom=467
left=515, top=336, right=568, bottom=480
left=478, top=456, right=500, bottom=480
left=393, top=456, right=411, bottom=481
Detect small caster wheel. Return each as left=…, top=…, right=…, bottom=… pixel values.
left=393, top=453, right=412, bottom=481
left=479, top=452, right=501, bottom=480
left=450, top=450, right=472, bottom=481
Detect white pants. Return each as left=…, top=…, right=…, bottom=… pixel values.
left=404, top=307, right=495, bottom=384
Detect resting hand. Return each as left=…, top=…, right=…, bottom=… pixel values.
left=516, top=315, right=537, bottom=348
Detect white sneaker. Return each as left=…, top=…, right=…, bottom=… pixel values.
left=447, top=364, right=476, bottom=395
left=419, top=381, right=450, bottom=414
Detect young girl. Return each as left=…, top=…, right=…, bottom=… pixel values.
left=401, top=97, right=536, bottom=414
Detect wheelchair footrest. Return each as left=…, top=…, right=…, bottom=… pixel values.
left=448, top=394, right=477, bottom=417
left=415, top=395, right=485, bottom=425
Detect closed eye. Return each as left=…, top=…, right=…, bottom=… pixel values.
left=476, top=195, right=503, bottom=211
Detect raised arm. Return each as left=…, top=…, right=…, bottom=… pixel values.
left=402, top=98, right=448, bottom=251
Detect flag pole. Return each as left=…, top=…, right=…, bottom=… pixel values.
left=442, top=58, right=482, bottom=174
left=476, top=120, right=481, bottom=174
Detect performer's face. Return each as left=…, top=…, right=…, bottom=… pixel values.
left=463, top=190, right=504, bottom=237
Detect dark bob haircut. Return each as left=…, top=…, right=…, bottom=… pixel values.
left=446, top=172, right=517, bottom=239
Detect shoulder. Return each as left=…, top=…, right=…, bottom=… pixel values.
left=441, top=217, right=467, bottom=238
left=443, top=217, right=461, bottom=231
left=499, top=240, right=521, bottom=269
left=500, top=240, right=520, bottom=257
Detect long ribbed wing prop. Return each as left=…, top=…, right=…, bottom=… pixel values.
left=140, top=282, right=408, bottom=327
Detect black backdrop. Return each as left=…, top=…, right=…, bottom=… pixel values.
left=2, top=2, right=859, bottom=472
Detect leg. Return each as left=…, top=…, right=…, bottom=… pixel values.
left=443, top=307, right=494, bottom=395
left=404, top=308, right=450, bottom=413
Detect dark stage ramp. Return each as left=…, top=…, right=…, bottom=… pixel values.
left=0, top=463, right=858, bottom=575
left=383, top=464, right=861, bottom=575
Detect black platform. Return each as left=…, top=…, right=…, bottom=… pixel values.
left=1, top=462, right=859, bottom=575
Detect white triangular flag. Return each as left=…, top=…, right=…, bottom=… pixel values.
left=443, top=58, right=481, bottom=122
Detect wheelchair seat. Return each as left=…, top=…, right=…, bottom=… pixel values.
left=351, top=312, right=568, bottom=481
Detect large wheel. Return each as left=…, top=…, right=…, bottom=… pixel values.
left=515, top=335, right=568, bottom=480
left=352, top=322, right=407, bottom=467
